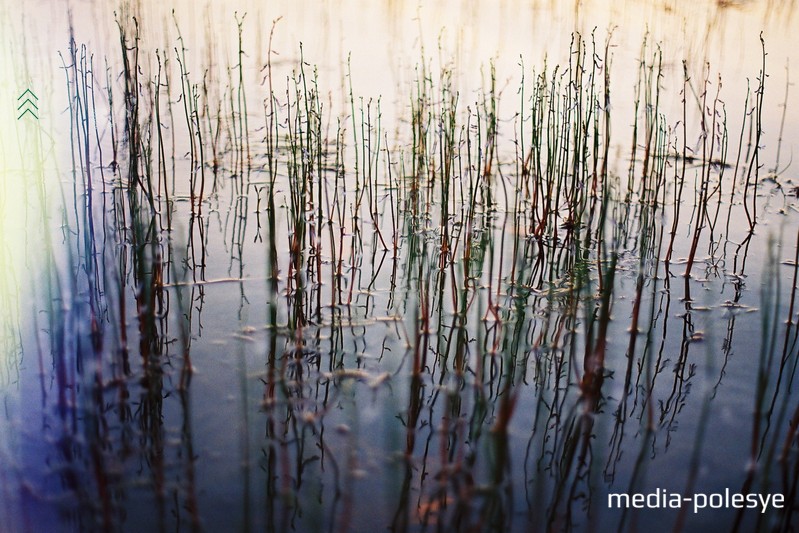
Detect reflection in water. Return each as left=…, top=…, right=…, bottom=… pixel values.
left=0, top=1, right=798, bottom=532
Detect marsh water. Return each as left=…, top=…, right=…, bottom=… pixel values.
left=1, top=1, right=799, bottom=532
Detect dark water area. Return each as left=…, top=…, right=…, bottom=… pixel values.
left=1, top=1, right=799, bottom=531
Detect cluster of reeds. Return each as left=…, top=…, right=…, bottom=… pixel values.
left=10, top=11, right=799, bottom=533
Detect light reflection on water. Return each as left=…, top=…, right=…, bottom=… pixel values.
left=0, top=1, right=798, bottom=532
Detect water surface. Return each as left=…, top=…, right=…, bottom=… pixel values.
left=1, top=1, right=799, bottom=532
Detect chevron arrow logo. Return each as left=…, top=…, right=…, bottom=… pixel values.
left=17, top=88, right=39, bottom=120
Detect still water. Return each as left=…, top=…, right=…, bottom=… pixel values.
left=1, top=1, right=799, bottom=531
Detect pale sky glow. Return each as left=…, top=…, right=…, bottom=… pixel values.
left=0, top=5, right=24, bottom=385
left=0, top=4, right=58, bottom=386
